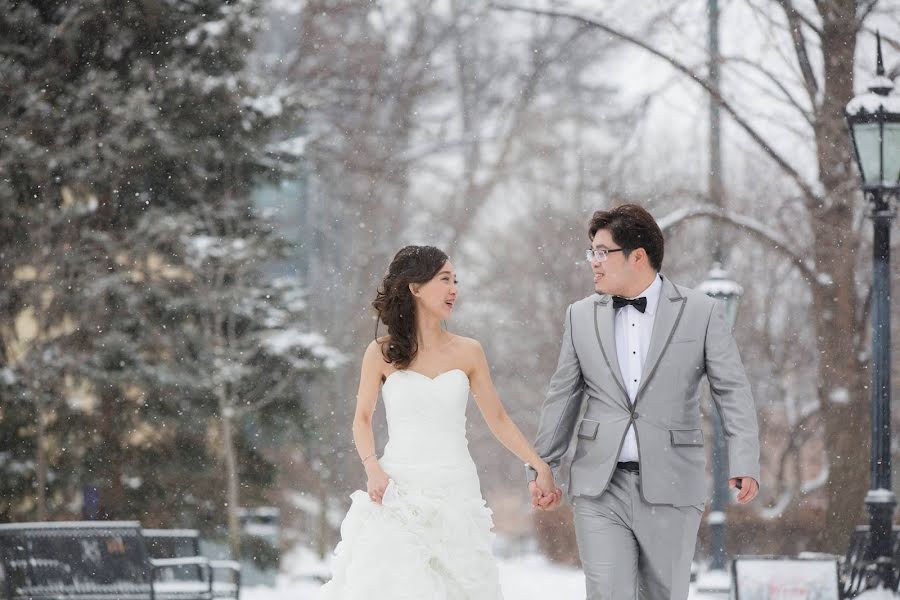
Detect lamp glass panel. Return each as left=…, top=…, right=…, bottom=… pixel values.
left=883, top=122, right=900, bottom=187
left=852, top=122, right=883, bottom=187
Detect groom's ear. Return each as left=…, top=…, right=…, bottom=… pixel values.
left=631, top=247, right=647, bottom=265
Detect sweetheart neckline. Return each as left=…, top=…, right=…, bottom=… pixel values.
left=383, top=368, right=468, bottom=387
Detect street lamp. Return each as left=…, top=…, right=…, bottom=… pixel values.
left=698, top=263, right=743, bottom=576
left=844, top=32, right=899, bottom=592
left=698, top=263, right=743, bottom=329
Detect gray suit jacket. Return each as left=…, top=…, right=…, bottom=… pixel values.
left=534, top=274, right=760, bottom=507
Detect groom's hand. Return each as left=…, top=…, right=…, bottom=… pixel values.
left=537, top=488, right=562, bottom=510
left=528, top=480, right=562, bottom=510
left=730, top=476, right=759, bottom=504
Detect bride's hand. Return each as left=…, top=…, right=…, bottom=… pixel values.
left=533, top=464, right=562, bottom=511
left=365, top=461, right=390, bottom=504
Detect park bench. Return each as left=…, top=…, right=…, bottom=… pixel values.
left=142, top=529, right=240, bottom=599
left=0, top=521, right=215, bottom=600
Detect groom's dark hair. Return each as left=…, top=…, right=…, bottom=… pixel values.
left=588, top=204, right=664, bottom=272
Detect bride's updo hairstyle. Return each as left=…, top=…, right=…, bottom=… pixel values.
left=372, top=245, right=449, bottom=369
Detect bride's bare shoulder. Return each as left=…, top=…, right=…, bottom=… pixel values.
left=449, top=336, right=488, bottom=379
left=363, top=338, right=392, bottom=367
left=367, top=336, right=392, bottom=350
left=451, top=335, right=485, bottom=356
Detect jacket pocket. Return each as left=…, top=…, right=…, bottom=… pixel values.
left=577, top=420, right=600, bottom=441
left=670, top=428, right=704, bottom=447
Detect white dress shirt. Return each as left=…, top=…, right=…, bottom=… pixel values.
left=615, top=274, right=663, bottom=463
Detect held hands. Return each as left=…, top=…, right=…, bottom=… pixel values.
left=729, top=476, right=759, bottom=504
left=529, top=464, right=563, bottom=511
left=365, top=461, right=390, bottom=504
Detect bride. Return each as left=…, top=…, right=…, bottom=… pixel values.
left=319, top=245, right=560, bottom=599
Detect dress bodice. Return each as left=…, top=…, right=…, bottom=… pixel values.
left=382, top=369, right=470, bottom=454
left=379, top=368, right=478, bottom=490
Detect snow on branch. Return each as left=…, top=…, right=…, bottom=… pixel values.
left=758, top=488, right=795, bottom=520
left=267, top=135, right=307, bottom=158
left=260, top=328, right=346, bottom=370
left=799, top=462, right=829, bottom=495
left=757, top=404, right=826, bottom=520
left=757, top=462, right=829, bottom=521
left=658, top=204, right=831, bottom=289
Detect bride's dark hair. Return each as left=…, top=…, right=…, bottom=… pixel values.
left=372, top=245, right=449, bottom=369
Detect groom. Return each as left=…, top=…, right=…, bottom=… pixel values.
left=526, top=204, right=760, bottom=599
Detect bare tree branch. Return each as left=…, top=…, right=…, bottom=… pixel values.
left=444, top=20, right=595, bottom=242
left=742, top=0, right=826, bottom=81
left=234, top=375, right=295, bottom=419
left=491, top=3, right=821, bottom=203
left=856, top=0, right=880, bottom=32
left=775, top=0, right=820, bottom=105
left=756, top=406, right=822, bottom=519
left=658, top=203, right=828, bottom=289
left=722, top=54, right=814, bottom=125
left=752, top=0, right=823, bottom=38
left=746, top=0, right=824, bottom=38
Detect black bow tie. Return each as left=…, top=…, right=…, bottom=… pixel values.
left=612, top=296, right=647, bottom=313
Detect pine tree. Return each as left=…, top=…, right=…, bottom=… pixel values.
left=0, top=0, right=322, bottom=535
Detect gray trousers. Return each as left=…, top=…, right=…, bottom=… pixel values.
left=572, top=468, right=703, bottom=600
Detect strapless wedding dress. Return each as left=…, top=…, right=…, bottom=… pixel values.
left=319, top=368, right=503, bottom=599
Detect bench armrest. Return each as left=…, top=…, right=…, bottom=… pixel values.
left=150, top=557, right=213, bottom=600
left=209, top=559, right=241, bottom=598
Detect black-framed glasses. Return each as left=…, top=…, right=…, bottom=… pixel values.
left=585, top=248, right=626, bottom=263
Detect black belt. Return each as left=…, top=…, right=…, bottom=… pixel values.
left=616, top=461, right=640, bottom=472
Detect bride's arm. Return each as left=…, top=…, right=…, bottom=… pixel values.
left=352, top=341, right=390, bottom=503
left=466, top=339, right=557, bottom=497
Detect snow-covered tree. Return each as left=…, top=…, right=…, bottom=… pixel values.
left=0, top=0, right=325, bottom=541
left=173, top=199, right=343, bottom=556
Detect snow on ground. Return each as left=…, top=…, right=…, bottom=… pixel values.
left=856, top=590, right=900, bottom=600
left=242, top=543, right=736, bottom=599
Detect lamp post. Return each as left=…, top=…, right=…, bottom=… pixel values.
left=698, top=263, right=743, bottom=575
left=700, top=0, right=734, bottom=579
left=845, top=32, right=899, bottom=590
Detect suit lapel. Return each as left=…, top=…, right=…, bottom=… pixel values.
left=636, top=275, right=686, bottom=402
left=593, top=295, right=630, bottom=408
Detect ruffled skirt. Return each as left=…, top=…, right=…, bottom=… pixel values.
left=319, top=467, right=503, bottom=599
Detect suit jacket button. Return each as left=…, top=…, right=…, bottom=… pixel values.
left=632, top=412, right=639, bottom=420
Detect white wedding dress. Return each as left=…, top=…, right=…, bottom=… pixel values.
left=319, top=368, right=503, bottom=599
